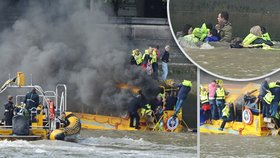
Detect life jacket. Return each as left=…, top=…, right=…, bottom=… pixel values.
left=262, top=32, right=271, bottom=41
left=263, top=91, right=274, bottom=104
left=183, top=34, right=200, bottom=43
left=132, top=50, right=143, bottom=65
left=141, top=104, right=152, bottom=116
left=222, top=105, right=230, bottom=117
left=242, top=33, right=259, bottom=47
left=192, top=23, right=209, bottom=41
left=200, top=91, right=209, bottom=104
left=269, top=82, right=280, bottom=89
left=216, top=87, right=225, bottom=100
left=150, top=50, right=157, bottom=64
left=182, top=80, right=192, bottom=87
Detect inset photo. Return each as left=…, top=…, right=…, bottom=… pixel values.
left=169, top=1, right=280, bottom=79
left=199, top=70, right=280, bottom=157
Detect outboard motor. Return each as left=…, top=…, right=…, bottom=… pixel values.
left=12, top=115, right=29, bottom=135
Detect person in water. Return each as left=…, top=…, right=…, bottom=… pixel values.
left=215, top=11, right=232, bottom=42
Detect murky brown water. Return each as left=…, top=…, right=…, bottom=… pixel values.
left=180, top=41, right=280, bottom=79
left=0, top=130, right=197, bottom=158
left=200, top=134, right=280, bottom=158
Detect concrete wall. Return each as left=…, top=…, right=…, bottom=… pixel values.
left=170, top=0, right=280, bottom=40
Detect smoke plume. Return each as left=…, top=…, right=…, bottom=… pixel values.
left=0, top=0, right=159, bottom=114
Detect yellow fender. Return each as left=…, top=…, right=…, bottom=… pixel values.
left=64, top=114, right=82, bottom=135
left=49, top=129, right=65, bottom=140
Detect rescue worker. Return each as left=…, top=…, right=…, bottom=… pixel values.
left=3, top=95, right=14, bottom=126
left=215, top=11, right=232, bottom=42
left=200, top=88, right=211, bottom=123
left=130, top=49, right=142, bottom=66
left=208, top=80, right=217, bottom=120
left=259, top=78, right=270, bottom=117
left=262, top=90, right=274, bottom=118
left=129, top=90, right=145, bottom=129
left=161, top=45, right=170, bottom=81
left=172, top=80, right=192, bottom=118
left=218, top=103, right=234, bottom=131
left=269, top=81, right=280, bottom=118
left=215, top=84, right=226, bottom=119
left=24, top=88, right=40, bottom=110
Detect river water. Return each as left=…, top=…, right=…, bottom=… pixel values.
left=179, top=40, right=280, bottom=79
left=200, top=134, right=280, bottom=158
left=0, top=130, right=197, bottom=158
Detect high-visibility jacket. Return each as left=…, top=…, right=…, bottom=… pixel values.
left=141, top=104, right=152, bottom=116
left=262, top=32, right=271, bottom=41
left=200, top=91, right=209, bottom=104
left=269, top=82, right=280, bottom=89
left=192, top=23, right=209, bottom=41
left=263, top=91, right=274, bottom=104
left=242, top=33, right=259, bottom=47
left=132, top=50, right=143, bottom=65
left=150, top=50, right=157, bottom=64
left=182, top=80, right=192, bottom=87
left=216, top=87, right=225, bottom=100
left=222, top=105, right=230, bottom=117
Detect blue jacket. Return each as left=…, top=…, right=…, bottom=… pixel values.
left=204, top=36, right=219, bottom=42
left=24, top=91, right=39, bottom=109
left=177, top=84, right=191, bottom=100
left=259, top=80, right=269, bottom=97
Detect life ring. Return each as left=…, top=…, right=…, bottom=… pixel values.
left=167, top=117, right=179, bottom=131
left=242, top=109, right=253, bottom=125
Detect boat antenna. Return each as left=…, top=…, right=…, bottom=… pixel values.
left=30, top=74, right=33, bottom=86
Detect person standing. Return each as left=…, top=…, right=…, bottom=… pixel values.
left=24, top=88, right=40, bottom=110
left=128, top=90, right=146, bottom=129
left=208, top=80, right=217, bottom=120
left=150, top=47, right=159, bottom=81
left=3, top=95, right=14, bottom=126
left=161, top=45, right=170, bottom=81
left=215, top=84, right=226, bottom=119
left=215, top=11, right=232, bottom=42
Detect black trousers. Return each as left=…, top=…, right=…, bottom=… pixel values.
left=220, top=116, right=232, bottom=129
left=129, top=112, right=140, bottom=128
left=152, top=62, right=158, bottom=80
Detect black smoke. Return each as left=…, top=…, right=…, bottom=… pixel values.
left=0, top=0, right=159, bottom=114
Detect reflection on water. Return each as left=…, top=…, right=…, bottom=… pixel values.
left=179, top=40, right=280, bottom=79
left=201, top=134, right=280, bottom=158
left=0, top=130, right=197, bottom=158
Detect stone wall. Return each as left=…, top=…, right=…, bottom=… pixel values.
left=170, top=0, right=280, bottom=40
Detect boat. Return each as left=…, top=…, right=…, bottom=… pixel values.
left=200, top=83, right=280, bottom=136
left=0, top=72, right=81, bottom=141
left=74, top=79, right=192, bottom=133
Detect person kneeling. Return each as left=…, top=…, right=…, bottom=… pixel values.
left=219, top=103, right=234, bottom=131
